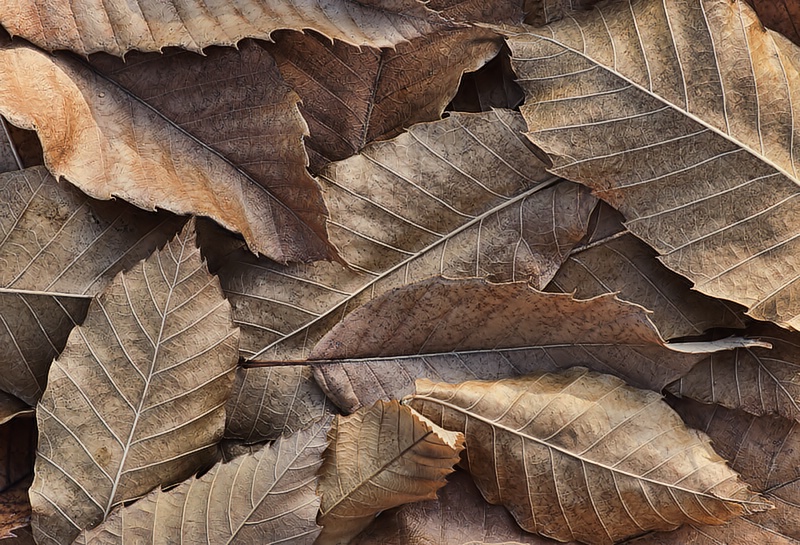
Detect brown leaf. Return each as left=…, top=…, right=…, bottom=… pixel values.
left=265, top=28, right=503, bottom=171
left=0, top=419, right=36, bottom=541
left=547, top=203, right=747, bottom=340
left=0, top=167, right=181, bottom=404
left=508, top=0, right=800, bottom=330
left=351, top=470, right=565, bottom=545
left=75, top=417, right=330, bottom=544
left=523, top=0, right=603, bottom=26
left=30, top=220, right=240, bottom=545
left=312, top=276, right=753, bottom=413
left=0, top=393, right=32, bottom=426
left=0, top=42, right=333, bottom=262
left=0, top=0, right=449, bottom=56
left=668, top=324, right=800, bottom=422
left=316, top=400, right=463, bottom=545
left=448, top=47, right=525, bottom=113
left=746, top=0, right=800, bottom=47
left=405, top=368, right=771, bottom=545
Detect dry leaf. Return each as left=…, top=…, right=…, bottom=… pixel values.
left=75, top=417, right=331, bottom=544
left=508, top=0, right=800, bottom=330
left=351, top=470, right=564, bottom=545
left=316, top=400, right=463, bottom=545
left=265, top=28, right=503, bottom=171
left=0, top=393, right=32, bottom=426
left=0, top=0, right=449, bottom=56
left=547, top=203, right=747, bottom=340
left=0, top=42, right=334, bottom=262
left=524, top=0, right=602, bottom=26
left=0, top=418, right=36, bottom=541
left=668, top=324, right=800, bottom=422
left=312, top=276, right=754, bottom=413
left=448, top=48, right=525, bottom=113
left=30, top=220, right=239, bottom=545
left=405, top=368, right=771, bottom=544
left=745, top=0, right=800, bottom=46
left=0, top=166, right=181, bottom=404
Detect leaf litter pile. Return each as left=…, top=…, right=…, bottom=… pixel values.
left=2, top=0, right=800, bottom=543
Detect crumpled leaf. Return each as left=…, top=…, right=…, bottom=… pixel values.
left=508, top=0, right=800, bottom=330
left=668, top=398, right=800, bottom=543
left=668, top=324, right=800, bottom=422
left=0, top=0, right=449, bottom=56
left=30, top=220, right=239, bottom=545
left=316, top=400, right=463, bottom=545
left=265, top=28, right=503, bottom=171
left=405, top=368, right=771, bottom=545
left=75, top=417, right=331, bottom=544
left=0, top=166, right=182, bottom=404
left=547, top=203, right=747, bottom=340
left=312, top=276, right=760, bottom=413
left=351, top=470, right=563, bottom=545
left=0, top=41, right=334, bottom=262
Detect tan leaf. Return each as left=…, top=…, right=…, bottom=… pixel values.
left=669, top=398, right=800, bottom=543
left=0, top=42, right=334, bottom=262
left=351, top=470, right=566, bottom=545
left=30, top=220, right=240, bottom=545
left=219, top=110, right=590, bottom=441
left=508, top=0, right=800, bottom=330
left=405, top=368, right=771, bottom=544
left=265, top=28, right=503, bottom=171
left=311, top=276, right=758, bottom=413
left=668, top=324, right=800, bottom=422
left=317, top=400, right=463, bottom=545
left=0, top=167, right=181, bottom=404
left=0, top=0, right=448, bottom=56
left=75, top=417, right=330, bottom=544
left=547, top=203, right=747, bottom=340
left=523, top=0, right=602, bottom=26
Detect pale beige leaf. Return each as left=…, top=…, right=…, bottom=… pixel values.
left=75, top=417, right=330, bottom=544
left=0, top=166, right=182, bottom=404
left=0, top=43, right=334, bottom=262
left=668, top=324, right=800, bottom=422
left=30, top=220, right=240, bottom=545
left=508, top=0, right=800, bottom=330
left=406, top=369, right=770, bottom=544
left=0, top=0, right=448, bottom=56
left=311, top=276, right=746, bottom=413
left=351, top=471, right=565, bottom=545
left=547, top=203, right=746, bottom=340
left=317, top=400, right=463, bottom=545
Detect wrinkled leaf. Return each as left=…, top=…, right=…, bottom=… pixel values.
left=75, top=417, right=331, bottom=544
left=0, top=42, right=334, bottom=262
left=524, top=0, right=602, bottom=26
left=0, top=167, right=181, bottom=404
left=547, top=203, right=746, bottom=340
left=351, top=470, right=563, bottom=545
left=266, top=28, right=503, bottom=171
left=0, top=0, right=448, bottom=56
left=406, top=368, right=770, bottom=544
left=668, top=324, right=800, bottom=422
left=312, top=276, right=755, bottom=413
left=30, top=220, right=239, bottom=545
left=316, top=400, right=463, bottom=545
left=508, top=0, right=800, bottom=330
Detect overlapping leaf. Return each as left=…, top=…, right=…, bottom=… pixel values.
left=75, top=417, right=330, bottom=544
left=0, top=41, right=334, bottom=262
left=508, top=0, right=800, bottom=330
left=0, top=167, right=182, bottom=404
left=406, top=368, right=771, bottom=544
left=0, top=0, right=449, bottom=56
left=0, top=418, right=36, bottom=541
left=316, top=400, right=463, bottom=545
left=312, top=276, right=758, bottom=413
left=30, top=221, right=239, bottom=545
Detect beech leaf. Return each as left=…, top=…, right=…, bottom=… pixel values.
left=30, top=220, right=240, bottom=545
left=316, top=400, right=464, bottom=545
left=405, top=368, right=771, bottom=544
left=508, top=0, right=800, bottom=330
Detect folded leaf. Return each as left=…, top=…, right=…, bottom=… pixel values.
left=75, top=417, right=330, bottom=544
left=405, top=368, right=771, bottom=544
left=0, top=392, right=32, bottom=426
left=0, top=0, right=448, bottom=56
left=508, top=0, right=800, bottom=330
left=316, top=400, right=463, bottom=545
left=30, top=220, right=239, bottom=545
